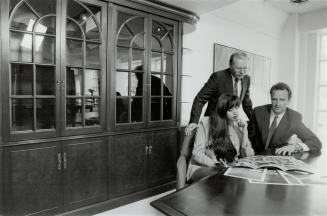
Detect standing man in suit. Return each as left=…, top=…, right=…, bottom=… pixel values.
left=252, top=82, right=321, bottom=155
left=185, top=52, right=253, bottom=135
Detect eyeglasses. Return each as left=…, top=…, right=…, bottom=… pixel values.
left=233, top=66, right=248, bottom=72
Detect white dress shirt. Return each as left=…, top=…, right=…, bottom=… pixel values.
left=269, top=111, right=309, bottom=151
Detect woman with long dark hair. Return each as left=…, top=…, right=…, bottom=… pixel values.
left=186, top=94, right=254, bottom=182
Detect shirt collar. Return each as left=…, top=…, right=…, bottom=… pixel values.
left=270, top=109, right=286, bottom=119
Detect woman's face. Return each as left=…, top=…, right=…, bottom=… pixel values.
left=226, top=106, right=239, bottom=122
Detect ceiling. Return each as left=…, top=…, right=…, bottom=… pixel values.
left=267, top=0, right=327, bottom=14
left=163, top=0, right=327, bottom=15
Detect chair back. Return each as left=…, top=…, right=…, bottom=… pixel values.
left=176, top=128, right=196, bottom=190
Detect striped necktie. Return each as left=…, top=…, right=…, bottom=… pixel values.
left=233, top=79, right=239, bottom=96
left=265, top=115, right=278, bottom=150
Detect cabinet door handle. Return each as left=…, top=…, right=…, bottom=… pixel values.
left=149, top=145, right=152, bottom=154
left=145, top=146, right=149, bottom=154
left=57, top=153, right=62, bottom=170
left=63, top=152, right=67, bottom=169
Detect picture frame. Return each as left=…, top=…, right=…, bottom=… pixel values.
left=213, top=43, right=271, bottom=106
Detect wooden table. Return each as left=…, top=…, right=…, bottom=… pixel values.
left=151, top=151, right=327, bottom=216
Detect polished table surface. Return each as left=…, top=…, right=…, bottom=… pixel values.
left=151, top=152, right=327, bottom=216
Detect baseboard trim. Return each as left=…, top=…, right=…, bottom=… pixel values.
left=61, top=181, right=176, bottom=216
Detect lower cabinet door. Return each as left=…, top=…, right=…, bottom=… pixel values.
left=3, top=142, right=62, bottom=216
left=109, top=133, right=147, bottom=198
left=148, top=129, right=177, bottom=186
left=63, top=137, right=108, bottom=211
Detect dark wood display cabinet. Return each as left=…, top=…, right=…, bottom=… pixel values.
left=0, top=0, right=198, bottom=215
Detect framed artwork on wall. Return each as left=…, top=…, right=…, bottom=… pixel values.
left=213, top=43, right=271, bottom=106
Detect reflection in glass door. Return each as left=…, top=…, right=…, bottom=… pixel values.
left=115, top=10, right=145, bottom=125
left=9, top=0, right=57, bottom=132
left=150, top=19, right=175, bottom=122
left=64, top=0, right=103, bottom=130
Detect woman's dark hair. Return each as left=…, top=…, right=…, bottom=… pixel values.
left=209, top=94, right=240, bottom=162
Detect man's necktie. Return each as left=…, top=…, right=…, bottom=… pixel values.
left=265, top=115, right=278, bottom=150
left=233, top=79, right=239, bottom=96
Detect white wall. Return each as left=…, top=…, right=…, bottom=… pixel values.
left=181, top=1, right=287, bottom=125
left=277, top=14, right=299, bottom=108
left=278, top=8, right=327, bottom=129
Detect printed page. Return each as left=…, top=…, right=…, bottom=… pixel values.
left=224, top=167, right=266, bottom=181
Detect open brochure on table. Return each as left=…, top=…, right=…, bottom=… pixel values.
left=233, top=155, right=313, bottom=173
left=224, top=155, right=327, bottom=186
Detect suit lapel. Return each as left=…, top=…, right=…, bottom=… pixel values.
left=262, top=105, right=271, bottom=146
left=224, top=69, right=233, bottom=94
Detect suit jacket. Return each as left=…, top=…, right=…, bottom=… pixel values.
left=189, top=68, right=253, bottom=124
left=252, top=104, right=322, bottom=153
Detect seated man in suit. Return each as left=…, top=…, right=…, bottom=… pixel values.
left=251, top=82, right=322, bottom=155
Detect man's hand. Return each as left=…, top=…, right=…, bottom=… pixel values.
left=185, top=123, right=197, bottom=136
left=288, top=135, right=303, bottom=146
left=275, top=144, right=302, bottom=155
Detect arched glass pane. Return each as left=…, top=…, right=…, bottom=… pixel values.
left=85, top=69, right=100, bottom=96
left=12, top=99, right=33, bottom=131
left=151, top=98, right=161, bottom=121
left=66, top=98, right=83, bottom=127
left=10, top=0, right=22, bottom=14
left=162, top=36, right=173, bottom=53
left=116, top=47, right=129, bottom=70
left=85, top=3, right=101, bottom=19
left=116, top=97, right=128, bottom=124
left=11, top=64, right=33, bottom=95
left=152, top=21, right=166, bottom=39
left=35, top=16, right=56, bottom=34
left=36, top=65, right=55, bottom=95
left=10, top=31, right=32, bottom=62
left=67, top=0, right=91, bottom=24
left=86, top=42, right=100, bottom=68
left=82, top=18, right=100, bottom=40
left=66, top=19, right=83, bottom=39
left=118, top=26, right=132, bottom=46
left=36, top=98, right=55, bottom=129
left=34, top=35, right=55, bottom=64
left=131, top=97, right=142, bottom=122
left=162, top=75, right=173, bottom=96
left=132, top=34, right=144, bottom=48
left=66, top=39, right=83, bottom=67
left=26, top=0, right=56, bottom=16
left=151, top=74, right=161, bottom=96
left=163, top=98, right=172, bottom=120
left=131, top=49, right=143, bottom=71
left=66, top=67, right=83, bottom=96
left=163, top=53, right=173, bottom=74
left=151, top=36, right=161, bottom=51
left=151, top=52, right=161, bottom=72
left=117, top=12, right=133, bottom=31
left=127, top=17, right=144, bottom=36
left=131, top=72, right=143, bottom=96
left=116, top=72, right=128, bottom=96
left=10, top=2, right=37, bottom=31
left=85, top=98, right=100, bottom=126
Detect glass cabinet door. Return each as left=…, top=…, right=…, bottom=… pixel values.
left=113, top=9, right=178, bottom=130
left=8, top=0, right=107, bottom=139
left=62, top=0, right=106, bottom=135
left=115, top=8, right=147, bottom=127
left=148, top=16, right=177, bottom=126
left=9, top=0, right=59, bottom=138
